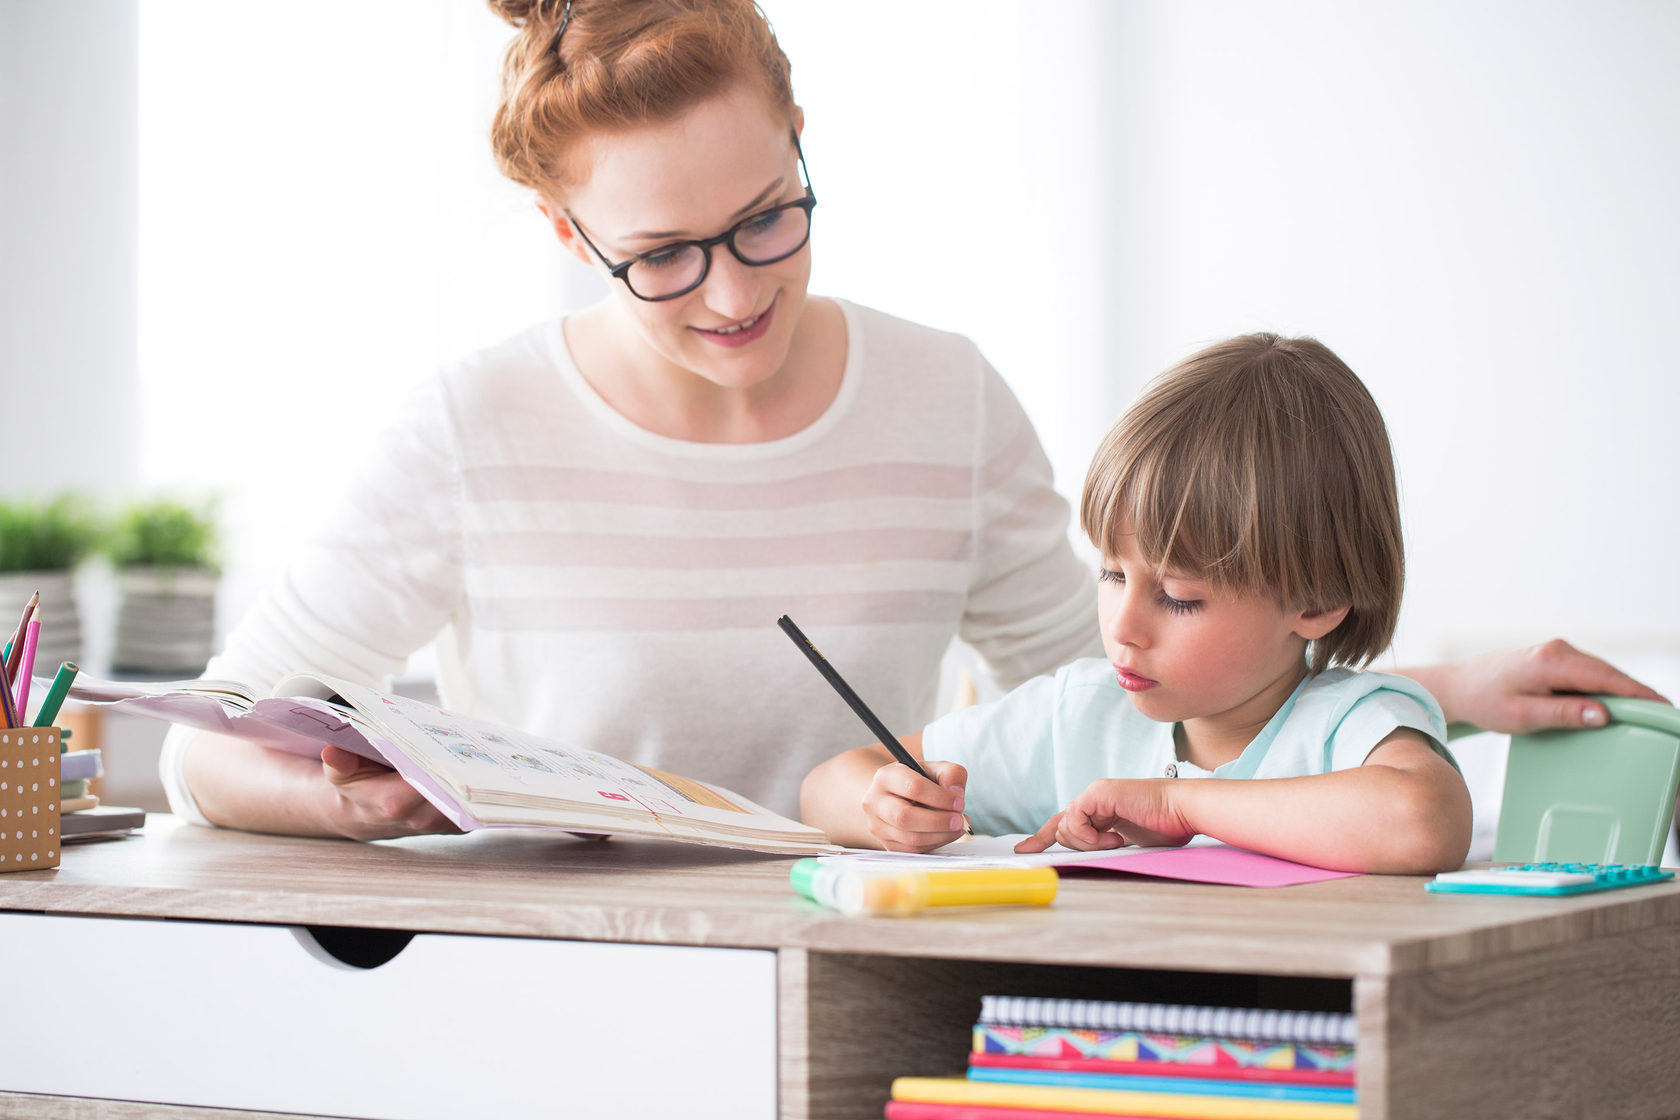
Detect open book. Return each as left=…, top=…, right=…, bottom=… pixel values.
left=67, top=672, right=836, bottom=855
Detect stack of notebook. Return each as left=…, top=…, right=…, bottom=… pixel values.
left=58, top=747, right=146, bottom=841
left=887, top=995, right=1357, bottom=1119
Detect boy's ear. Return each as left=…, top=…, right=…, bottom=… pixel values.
left=535, top=196, right=593, bottom=267
left=1293, top=604, right=1351, bottom=641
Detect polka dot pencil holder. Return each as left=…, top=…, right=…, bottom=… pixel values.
left=0, top=727, right=61, bottom=871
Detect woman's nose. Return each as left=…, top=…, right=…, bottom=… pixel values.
left=700, top=250, right=761, bottom=320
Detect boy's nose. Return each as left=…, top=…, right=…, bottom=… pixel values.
left=1106, top=593, right=1150, bottom=649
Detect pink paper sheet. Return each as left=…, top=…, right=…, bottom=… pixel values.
left=1057, top=845, right=1361, bottom=887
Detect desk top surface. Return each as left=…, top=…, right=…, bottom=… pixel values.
left=3, top=816, right=1676, bottom=979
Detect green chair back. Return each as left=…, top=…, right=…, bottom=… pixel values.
left=1492, top=696, right=1680, bottom=866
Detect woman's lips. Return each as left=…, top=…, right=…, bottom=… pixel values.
left=1115, top=667, right=1158, bottom=692
left=693, top=297, right=776, bottom=348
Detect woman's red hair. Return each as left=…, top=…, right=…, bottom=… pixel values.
left=489, top=0, right=797, bottom=199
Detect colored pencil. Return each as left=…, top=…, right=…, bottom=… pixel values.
left=3, top=589, right=37, bottom=681
left=32, top=662, right=79, bottom=729
left=14, top=619, right=40, bottom=717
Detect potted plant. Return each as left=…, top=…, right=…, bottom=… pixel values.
left=106, top=497, right=222, bottom=677
left=0, top=494, right=101, bottom=672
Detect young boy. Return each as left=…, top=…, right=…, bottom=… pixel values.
left=801, top=334, right=1473, bottom=874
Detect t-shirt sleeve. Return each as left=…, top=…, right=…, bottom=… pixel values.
left=959, top=361, right=1103, bottom=692
left=1326, top=676, right=1460, bottom=775
left=922, top=668, right=1069, bottom=836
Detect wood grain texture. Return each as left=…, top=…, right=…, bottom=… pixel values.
left=6, top=819, right=1680, bottom=1120
left=5, top=817, right=1676, bottom=979
left=1377, top=921, right=1680, bottom=1119
left=0, top=1095, right=338, bottom=1119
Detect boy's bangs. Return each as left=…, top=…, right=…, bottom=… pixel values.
left=1085, top=427, right=1265, bottom=596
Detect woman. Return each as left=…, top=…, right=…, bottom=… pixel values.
left=162, top=0, right=1662, bottom=839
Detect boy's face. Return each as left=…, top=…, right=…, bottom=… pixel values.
left=1097, top=529, right=1334, bottom=742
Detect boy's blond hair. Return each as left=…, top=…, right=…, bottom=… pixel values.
left=1081, top=333, right=1403, bottom=675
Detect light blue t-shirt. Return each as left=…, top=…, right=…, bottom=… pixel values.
left=923, top=659, right=1457, bottom=837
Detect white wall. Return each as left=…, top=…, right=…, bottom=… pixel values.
left=3, top=1, right=1676, bottom=696
left=1080, top=1, right=1680, bottom=682
left=0, top=0, right=138, bottom=495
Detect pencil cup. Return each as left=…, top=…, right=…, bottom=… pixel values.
left=0, top=727, right=61, bottom=872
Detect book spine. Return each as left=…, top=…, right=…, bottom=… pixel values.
left=969, top=1051, right=1356, bottom=1087
left=965, top=1066, right=1356, bottom=1104
left=974, top=1024, right=1356, bottom=1073
left=980, top=995, right=1357, bottom=1046
left=885, top=1101, right=1118, bottom=1120
left=890, top=1076, right=1358, bottom=1120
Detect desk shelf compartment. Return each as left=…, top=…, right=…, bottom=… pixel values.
left=780, top=950, right=1351, bottom=1120
left=0, top=913, right=777, bottom=1119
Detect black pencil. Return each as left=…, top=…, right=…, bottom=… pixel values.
left=776, top=614, right=939, bottom=784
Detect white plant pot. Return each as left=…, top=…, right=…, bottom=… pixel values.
left=0, top=570, right=82, bottom=676
left=112, top=566, right=219, bottom=678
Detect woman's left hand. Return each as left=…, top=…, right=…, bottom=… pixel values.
left=1411, top=638, right=1670, bottom=735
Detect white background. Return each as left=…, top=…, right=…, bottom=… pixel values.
left=2, top=0, right=1677, bottom=697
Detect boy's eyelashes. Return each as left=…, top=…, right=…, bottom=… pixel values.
left=1097, top=568, right=1205, bottom=615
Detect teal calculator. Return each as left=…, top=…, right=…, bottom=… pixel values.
left=1427, top=861, right=1675, bottom=896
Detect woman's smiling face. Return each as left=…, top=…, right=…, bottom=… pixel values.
left=543, top=86, right=812, bottom=394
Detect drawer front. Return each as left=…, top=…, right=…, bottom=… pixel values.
left=0, top=914, right=776, bottom=1118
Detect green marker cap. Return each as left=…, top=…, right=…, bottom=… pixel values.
left=789, top=857, right=823, bottom=902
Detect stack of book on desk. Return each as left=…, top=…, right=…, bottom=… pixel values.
left=887, top=995, right=1357, bottom=1119
left=57, top=746, right=147, bottom=841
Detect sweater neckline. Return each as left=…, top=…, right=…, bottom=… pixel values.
left=543, top=298, right=863, bottom=460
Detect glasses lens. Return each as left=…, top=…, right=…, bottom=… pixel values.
left=731, top=202, right=812, bottom=265
left=625, top=244, right=708, bottom=300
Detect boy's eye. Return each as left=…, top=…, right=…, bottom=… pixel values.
left=1098, top=569, right=1124, bottom=584
left=1157, top=591, right=1203, bottom=615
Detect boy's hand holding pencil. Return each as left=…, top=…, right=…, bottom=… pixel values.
left=860, top=757, right=970, bottom=854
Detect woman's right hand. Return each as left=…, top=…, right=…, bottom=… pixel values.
left=320, top=746, right=462, bottom=841
left=860, top=759, right=969, bottom=853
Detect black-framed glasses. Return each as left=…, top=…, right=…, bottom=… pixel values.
left=566, top=138, right=817, bottom=302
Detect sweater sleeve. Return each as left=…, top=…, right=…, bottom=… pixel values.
left=959, top=361, right=1103, bottom=692
left=159, top=375, right=466, bottom=824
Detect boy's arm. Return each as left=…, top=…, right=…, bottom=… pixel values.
left=800, top=732, right=969, bottom=851
left=1018, top=729, right=1472, bottom=874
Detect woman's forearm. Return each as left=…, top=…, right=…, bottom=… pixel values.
left=180, top=731, right=344, bottom=838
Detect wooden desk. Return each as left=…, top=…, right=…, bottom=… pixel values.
left=1, top=817, right=1676, bottom=1119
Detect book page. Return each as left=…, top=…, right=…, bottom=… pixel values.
left=320, top=676, right=829, bottom=847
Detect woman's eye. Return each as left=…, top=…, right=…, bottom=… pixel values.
left=639, top=246, right=689, bottom=271
left=743, top=210, right=784, bottom=235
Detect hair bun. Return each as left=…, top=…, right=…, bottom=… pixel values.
left=487, top=0, right=568, bottom=30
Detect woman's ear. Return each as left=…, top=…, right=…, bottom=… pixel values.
left=1294, top=604, right=1351, bottom=641
left=535, top=196, right=593, bottom=267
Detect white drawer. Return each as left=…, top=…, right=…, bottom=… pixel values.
left=0, top=913, right=776, bottom=1118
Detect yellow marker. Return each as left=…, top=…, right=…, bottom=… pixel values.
left=834, top=866, right=1058, bottom=916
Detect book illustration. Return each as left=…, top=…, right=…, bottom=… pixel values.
left=66, top=671, right=833, bottom=854
left=975, top=1024, right=1356, bottom=1074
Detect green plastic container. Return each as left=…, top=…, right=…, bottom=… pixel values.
left=1493, top=696, right=1680, bottom=866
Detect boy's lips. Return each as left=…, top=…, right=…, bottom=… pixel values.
left=1115, top=666, right=1158, bottom=692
